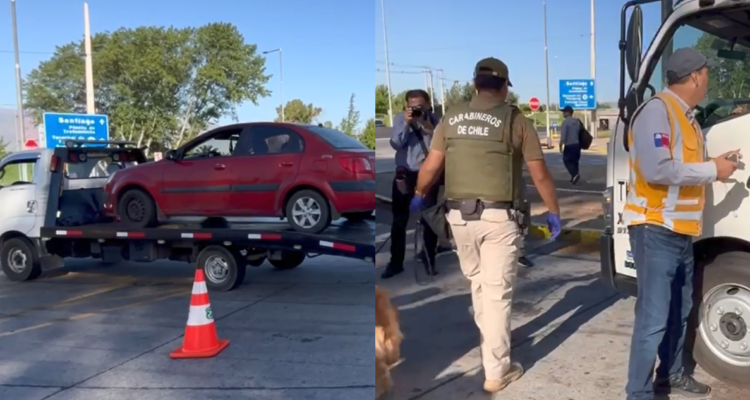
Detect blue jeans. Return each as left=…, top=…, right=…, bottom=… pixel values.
left=626, top=224, right=695, bottom=400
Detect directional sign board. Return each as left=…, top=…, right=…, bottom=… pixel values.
left=559, top=79, right=596, bottom=110
left=42, top=112, right=109, bottom=149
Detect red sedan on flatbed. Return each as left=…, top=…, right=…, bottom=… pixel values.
left=103, top=122, right=375, bottom=233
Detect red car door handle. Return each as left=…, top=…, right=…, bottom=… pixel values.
left=279, top=162, right=294, bottom=167
left=214, top=164, right=226, bottom=170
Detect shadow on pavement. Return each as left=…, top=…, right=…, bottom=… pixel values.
left=391, top=272, right=623, bottom=399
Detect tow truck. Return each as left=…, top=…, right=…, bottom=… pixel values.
left=0, top=141, right=373, bottom=292
left=603, top=0, right=750, bottom=387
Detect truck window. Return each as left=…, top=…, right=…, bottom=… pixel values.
left=0, top=160, right=36, bottom=186
left=642, top=15, right=750, bottom=128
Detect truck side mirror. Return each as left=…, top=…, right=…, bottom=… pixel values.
left=164, top=149, right=176, bottom=160
left=626, top=6, right=643, bottom=83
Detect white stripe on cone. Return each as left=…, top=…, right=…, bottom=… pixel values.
left=186, top=304, right=214, bottom=326
left=192, top=280, right=207, bottom=295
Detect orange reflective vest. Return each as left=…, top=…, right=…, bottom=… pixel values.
left=623, top=92, right=706, bottom=237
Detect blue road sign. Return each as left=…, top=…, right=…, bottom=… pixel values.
left=559, top=79, right=596, bottom=110
left=42, top=112, right=109, bottom=148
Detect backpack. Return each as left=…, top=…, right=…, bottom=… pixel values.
left=577, top=118, right=593, bottom=150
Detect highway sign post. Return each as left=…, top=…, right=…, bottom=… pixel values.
left=42, top=112, right=109, bottom=149
left=529, top=97, right=540, bottom=112
left=558, top=79, right=596, bottom=110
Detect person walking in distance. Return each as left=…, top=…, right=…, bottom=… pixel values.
left=411, top=57, right=561, bottom=394
left=382, top=90, right=441, bottom=279
left=560, top=106, right=582, bottom=184
left=623, top=47, right=740, bottom=400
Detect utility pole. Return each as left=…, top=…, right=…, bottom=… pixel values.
left=427, top=68, right=435, bottom=110
left=84, top=2, right=95, bottom=114
left=380, top=0, right=394, bottom=126
left=590, top=0, right=598, bottom=138
left=436, top=69, right=446, bottom=116
left=542, top=0, right=552, bottom=149
left=10, top=0, right=25, bottom=150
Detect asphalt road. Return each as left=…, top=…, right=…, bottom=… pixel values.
left=0, top=256, right=374, bottom=400
left=376, top=251, right=750, bottom=400
left=375, top=149, right=607, bottom=234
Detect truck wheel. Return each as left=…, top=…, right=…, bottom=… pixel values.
left=693, top=251, right=750, bottom=387
left=342, top=211, right=373, bottom=222
left=285, top=190, right=331, bottom=234
left=119, top=189, right=157, bottom=228
left=269, top=251, right=305, bottom=270
left=1, top=237, right=42, bottom=282
left=197, top=246, right=245, bottom=292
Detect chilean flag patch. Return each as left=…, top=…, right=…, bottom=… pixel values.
left=653, top=133, right=669, bottom=148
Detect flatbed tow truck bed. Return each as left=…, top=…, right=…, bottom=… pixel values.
left=37, top=219, right=374, bottom=291
left=41, top=219, right=375, bottom=260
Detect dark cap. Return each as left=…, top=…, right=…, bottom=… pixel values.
left=474, top=58, right=512, bottom=87
left=562, top=106, right=574, bottom=113
left=665, top=47, right=715, bottom=82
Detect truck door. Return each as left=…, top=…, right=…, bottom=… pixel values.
left=0, top=154, right=42, bottom=237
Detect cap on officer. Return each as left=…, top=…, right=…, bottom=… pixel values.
left=562, top=106, right=574, bottom=113
left=665, top=47, right=715, bottom=84
left=474, top=58, right=512, bottom=87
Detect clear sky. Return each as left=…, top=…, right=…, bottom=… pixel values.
left=0, top=0, right=372, bottom=126
left=376, top=0, right=666, bottom=106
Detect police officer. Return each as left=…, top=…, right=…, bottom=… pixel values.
left=411, top=57, right=562, bottom=394
left=623, top=47, right=740, bottom=400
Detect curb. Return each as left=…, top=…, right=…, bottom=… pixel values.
left=376, top=195, right=603, bottom=249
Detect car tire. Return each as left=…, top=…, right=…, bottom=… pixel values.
left=197, top=245, right=244, bottom=292
left=342, top=211, right=373, bottom=222
left=268, top=251, right=305, bottom=270
left=118, top=189, right=158, bottom=228
left=285, top=190, right=331, bottom=234
left=692, top=251, right=750, bottom=387
left=0, top=237, right=42, bottom=282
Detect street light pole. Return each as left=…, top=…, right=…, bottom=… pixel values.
left=263, top=48, right=284, bottom=122
left=542, top=0, right=552, bottom=149
left=590, top=0, right=598, bottom=138
left=380, top=0, right=394, bottom=126
left=84, top=2, right=95, bottom=114
left=427, top=68, right=435, bottom=110
left=10, top=0, right=25, bottom=150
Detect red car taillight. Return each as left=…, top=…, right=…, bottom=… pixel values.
left=339, top=156, right=372, bottom=175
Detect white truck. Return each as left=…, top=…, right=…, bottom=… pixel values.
left=602, top=0, right=750, bottom=387
left=0, top=141, right=374, bottom=292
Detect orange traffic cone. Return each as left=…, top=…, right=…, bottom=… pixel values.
left=170, top=269, right=230, bottom=359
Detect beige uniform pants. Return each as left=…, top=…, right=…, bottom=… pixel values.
left=446, top=208, right=520, bottom=380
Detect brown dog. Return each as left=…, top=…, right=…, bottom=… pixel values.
left=375, top=286, right=403, bottom=399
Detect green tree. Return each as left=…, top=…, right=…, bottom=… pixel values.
left=443, top=82, right=473, bottom=111
left=23, top=23, right=270, bottom=151
left=375, top=84, right=391, bottom=116
left=695, top=34, right=750, bottom=100
left=596, top=102, right=611, bottom=109
left=276, top=99, right=322, bottom=123
left=0, top=138, right=8, bottom=159
left=392, top=90, right=408, bottom=114
left=360, top=119, right=376, bottom=149
left=506, top=91, right=519, bottom=105
left=322, top=121, right=333, bottom=128
left=338, top=94, right=361, bottom=137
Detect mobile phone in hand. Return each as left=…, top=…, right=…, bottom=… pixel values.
left=728, top=153, right=739, bottom=163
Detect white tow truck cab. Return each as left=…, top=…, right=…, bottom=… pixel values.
left=602, top=0, right=750, bottom=387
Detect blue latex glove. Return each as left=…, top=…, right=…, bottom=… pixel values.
left=409, top=194, right=424, bottom=213
left=547, top=213, right=562, bottom=240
